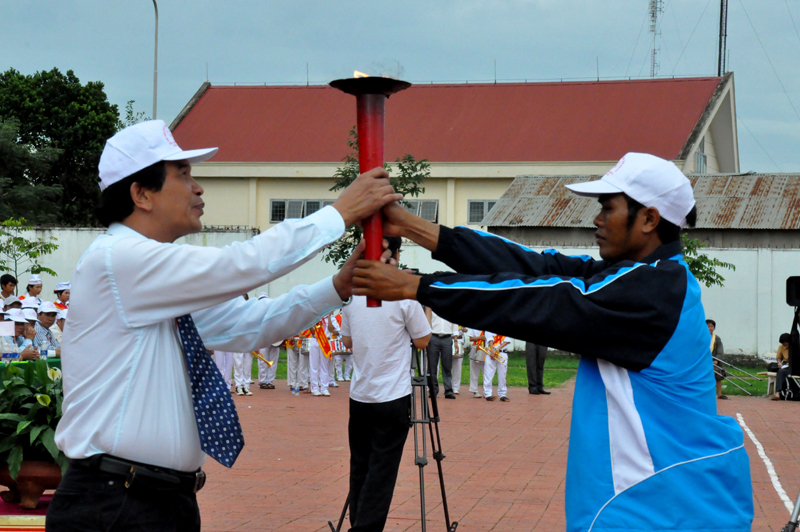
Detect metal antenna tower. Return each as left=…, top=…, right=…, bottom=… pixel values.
left=718, top=0, right=729, bottom=76
left=649, top=0, right=664, bottom=77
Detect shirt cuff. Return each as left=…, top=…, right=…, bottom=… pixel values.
left=307, top=205, right=346, bottom=243
left=309, top=275, right=346, bottom=316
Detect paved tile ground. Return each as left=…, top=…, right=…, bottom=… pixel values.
left=199, top=379, right=800, bottom=531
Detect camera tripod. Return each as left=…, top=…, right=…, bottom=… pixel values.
left=328, top=347, right=458, bottom=532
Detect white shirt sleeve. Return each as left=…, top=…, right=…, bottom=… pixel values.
left=404, top=301, right=432, bottom=340
left=194, top=276, right=342, bottom=352
left=108, top=206, right=344, bottom=328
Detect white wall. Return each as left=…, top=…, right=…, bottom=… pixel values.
left=21, top=228, right=791, bottom=356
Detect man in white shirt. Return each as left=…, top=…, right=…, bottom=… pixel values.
left=483, top=333, right=511, bottom=402
left=427, top=310, right=458, bottom=399
left=340, top=236, right=432, bottom=532
left=467, top=329, right=487, bottom=398
left=47, top=120, right=401, bottom=532
left=308, top=316, right=332, bottom=396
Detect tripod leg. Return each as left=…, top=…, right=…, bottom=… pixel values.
left=427, top=388, right=458, bottom=531
left=328, top=494, right=349, bottom=532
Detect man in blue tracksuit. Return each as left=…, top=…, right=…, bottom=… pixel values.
left=352, top=152, right=753, bottom=532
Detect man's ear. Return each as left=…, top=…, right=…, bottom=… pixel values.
left=130, top=182, right=155, bottom=213
left=640, top=207, right=661, bottom=235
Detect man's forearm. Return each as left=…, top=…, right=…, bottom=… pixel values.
left=400, top=215, right=440, bottom=253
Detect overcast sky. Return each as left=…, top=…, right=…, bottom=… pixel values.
left=2, top=0, right=799, bottom=171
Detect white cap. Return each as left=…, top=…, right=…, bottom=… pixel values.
left=27, top=274, right=42, bottom=286
left=22, top=308, right=38, bottom=322
left=21, top=298, right=39, bottom=310
left=4, top=296, right=20, bottom=307
left=38, top=301, right=58, bottom=314
left=257, top=292, right=269, bottom=300
left=54, top=282, right=71, bottom=292
left=564, top=152, right=696, bottom=227
left=57, top=309, right=68, bottom=321
left=98, top=120, right=218, bottom=191
left=6, top=309, right=27, bottom=324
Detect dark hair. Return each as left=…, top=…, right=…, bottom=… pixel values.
left=26, top=284, right=35, bottom=292
left=54, top=290, right=65, bottom=296
left=0, top=274, right=17, bottom=287
left=706, top=319, right=716, bottom=327
left=95, top=161, right=167, bottom=227
left=624, top=195, right=697, bottom=244
left=780, top=333, right=792, bottom=344
left=385, top=236, right=402, bottom=258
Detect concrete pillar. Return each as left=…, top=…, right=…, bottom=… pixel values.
left=248, top=178, right=258, bottom=229
left=446, top=178, right=456, bottom=227
left=757, top=248, right=772, bottom=356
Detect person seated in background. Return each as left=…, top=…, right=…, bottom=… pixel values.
left=51, top=309, right=68, bottom=345
left=19, top=274, right=43, bottom=305
left=22, top=308, right=39, bottom=327
left=7, top=309, right=39, bottom=361
left=0, top=274, right=17, bottom=300
left=53, top=282, right=71, bottom=310
left=3, top=296, right=21, bottom=311
left=708, top=319, right=727, bottom=400
left=34, top=301, right=61, bottom=357
left=772, top=333, right=792, bottom=401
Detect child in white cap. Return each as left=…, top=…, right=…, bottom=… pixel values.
left=20, top=274, right=43, bottom=305
left=54, top=281, right=71, bottom=310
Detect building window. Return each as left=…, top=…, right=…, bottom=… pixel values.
left=270, top=200, right=336, bottom=223
left=402, top=199, right=439, bottom=222
left=695, top=138, right=707, bottom=173
left=468, top=200, right=497, bottom=225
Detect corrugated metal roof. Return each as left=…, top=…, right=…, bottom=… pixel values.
left=171, top=77, right=723, bottom=163
left=484, top=174, right=800, bottom=230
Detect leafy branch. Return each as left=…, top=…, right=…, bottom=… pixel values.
left=681, top=233, right=735, bottom=288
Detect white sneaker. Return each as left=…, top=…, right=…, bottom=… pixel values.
left=243, top=387, right=253, bottom=396
left=454, top=391, right=460, bottom=394
left=345, top=378, right=351, bottom=382
left=331, top=382, right=339, bottom=388
left=322, top=390, right=331, bottom=396
left=236, top=387, right=245, bottom=396
left=313, top=391, right=322, bottom=396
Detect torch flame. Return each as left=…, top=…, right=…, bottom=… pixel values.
left=354, top=70, right=369, bottom=78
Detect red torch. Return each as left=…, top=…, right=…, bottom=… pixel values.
left=330, top=74, right=411, bottom=307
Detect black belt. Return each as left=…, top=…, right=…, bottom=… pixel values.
left=433, top=334, right=452, bottom=338
left=70, top=454, right=206, bottom=494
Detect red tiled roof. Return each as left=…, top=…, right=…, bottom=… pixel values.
left=171, top=77, right=723, bottom=163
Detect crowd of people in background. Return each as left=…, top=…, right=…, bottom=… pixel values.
left=0, top=273, right=69, bottom=361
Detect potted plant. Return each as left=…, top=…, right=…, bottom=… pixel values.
left=0, top=360, right=67, bottom=509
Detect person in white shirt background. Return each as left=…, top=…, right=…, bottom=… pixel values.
left=327, top=312, right=340, bottom=389
left=54, top=281, right=71, bottom=310
left=427, top=310, right=459, bottom=399
left=51, top=309, right=67, bottom=345
left=340, top=236, right=432, bottom=532
left=255, top=293, right=281, bottom=390
left=466, top=328, right=487, bottom=398
left=0, top=274, right=17, bottom=301
left=308, top=315, right=333, bottom=396
left=47, top=119, right=402, bottom=532
left=7, top=309, right=38, bottom=361
left=33, top=301, right=61, bottom=357
left=450, top=326, right=466, bottom=394
left=285, top=334, right=306, bottom=395
left=483, top=332, right=511, bottom=402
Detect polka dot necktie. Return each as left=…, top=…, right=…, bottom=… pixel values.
left=176, top=314, right=244, bottom=468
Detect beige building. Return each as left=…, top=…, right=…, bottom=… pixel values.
left=171, top=73, right=738, bottom=230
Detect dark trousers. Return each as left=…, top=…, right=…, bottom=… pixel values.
left=348, top=395, right=411, bottom=532
left=525, top=342, right=547, bottom=392
left=427, top=335, right=453, bottom=395
left=777, top=365, right=792, bottom=394
left=46, top=464, right=200, bottom=532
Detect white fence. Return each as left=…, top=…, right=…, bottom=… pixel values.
left=19, top=228, right=794, bottom=356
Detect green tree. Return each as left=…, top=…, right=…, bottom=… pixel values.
left=0, top=68, right=119, bottom=226
left=0, top=218, right=58, bottom=287
left=116, top=100, right=150, bottom=130
left=0, top=120, right=63, bottom=224
left=681, top=233, right=735, bottom=287
left=322, top=127, right=430, bottom=267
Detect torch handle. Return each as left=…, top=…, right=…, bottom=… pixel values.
left=356, top=94, right=386, bottom=308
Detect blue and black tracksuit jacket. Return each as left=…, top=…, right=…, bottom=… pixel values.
left=416, top=226, right=753, bottom=532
